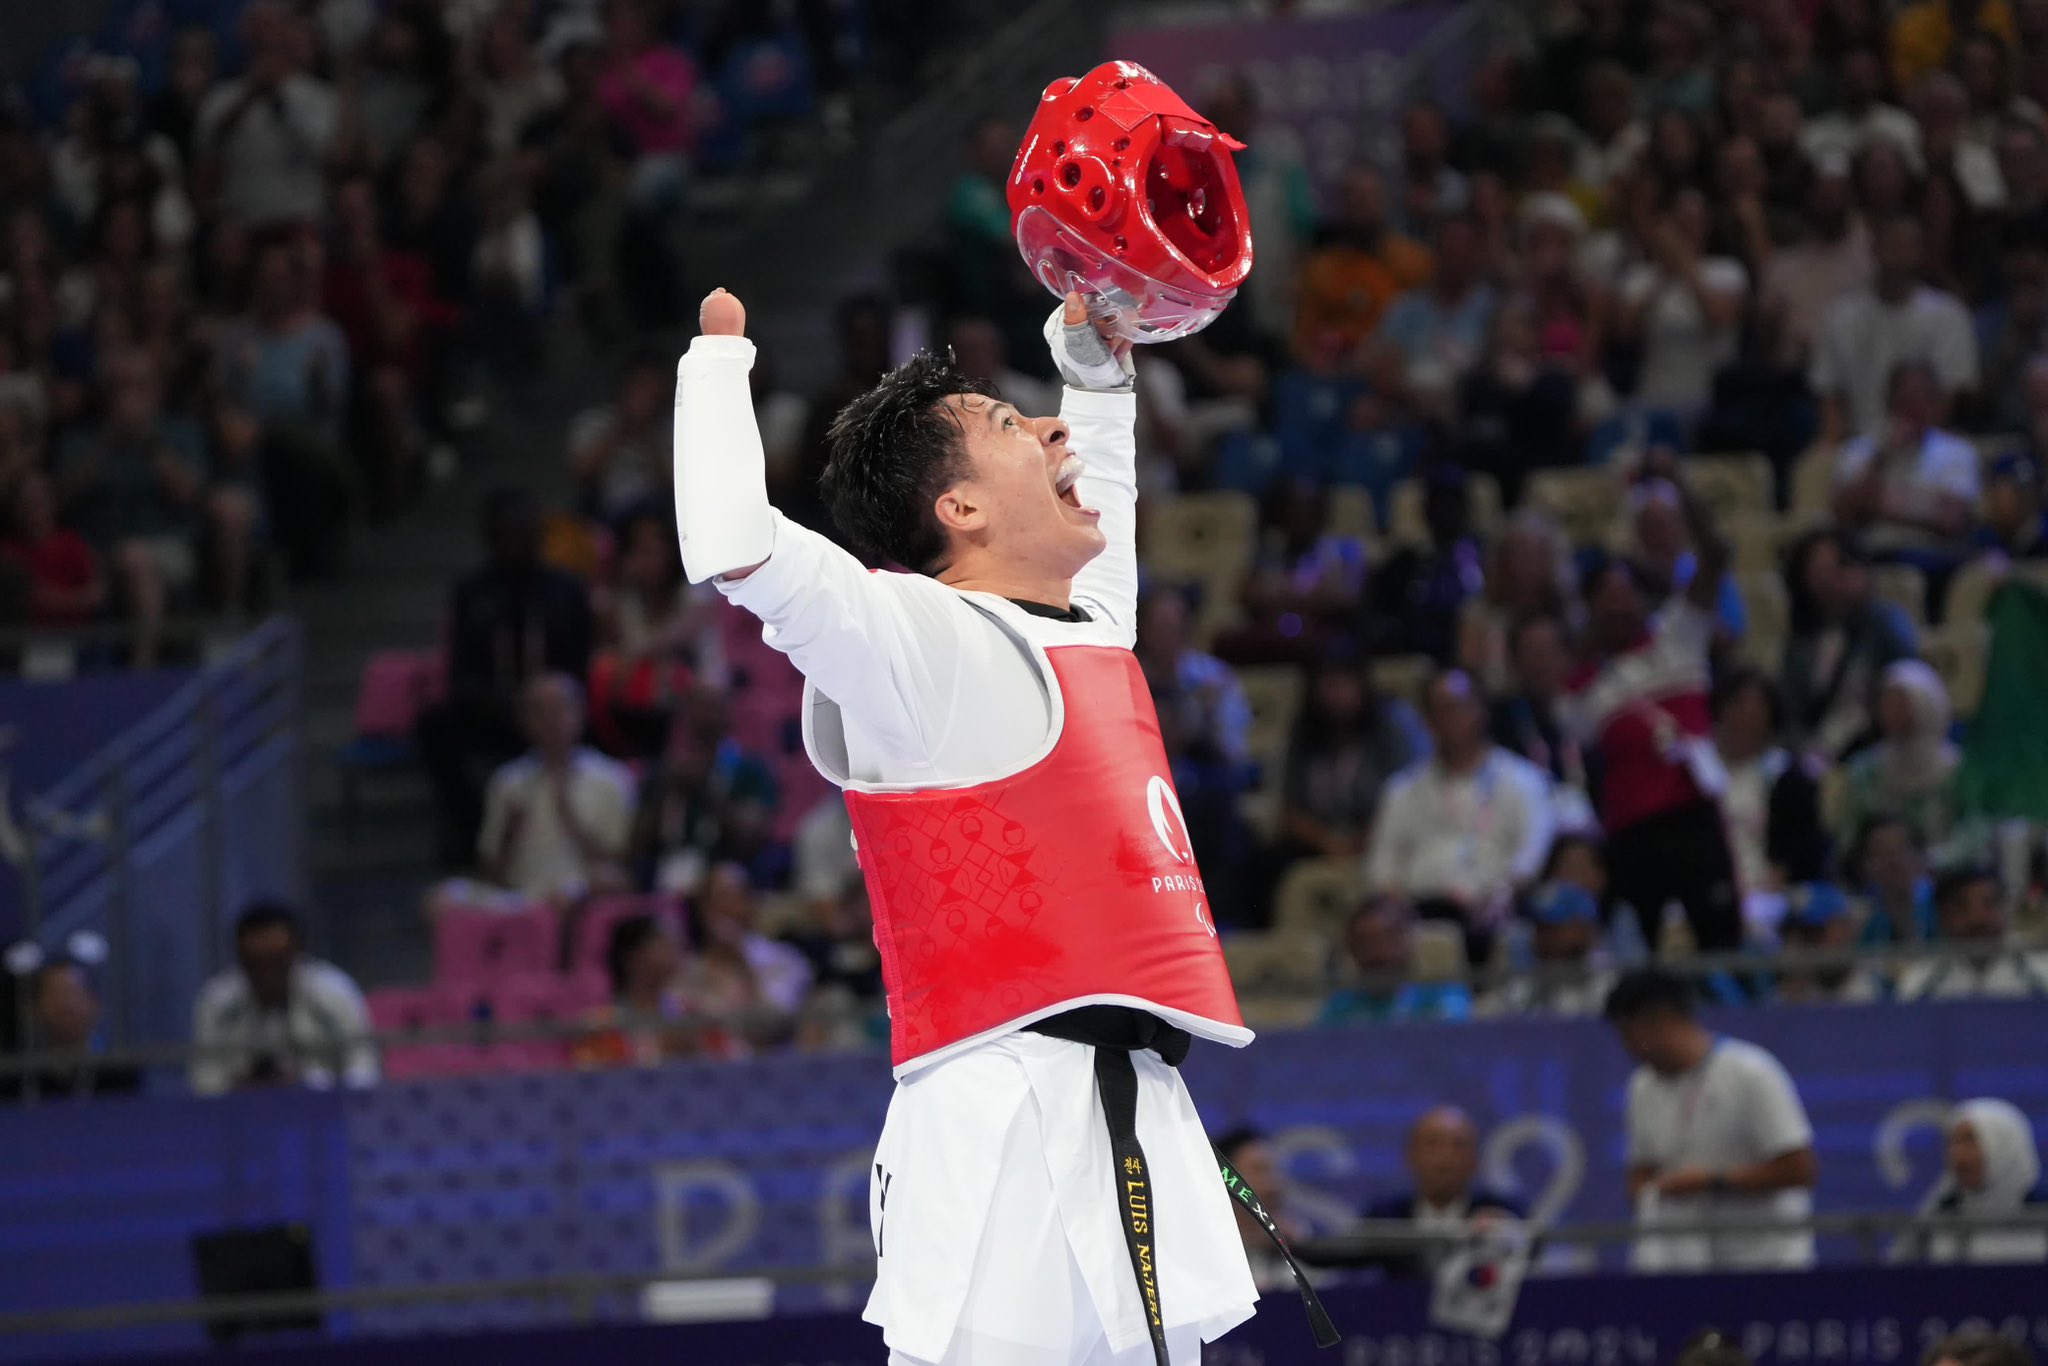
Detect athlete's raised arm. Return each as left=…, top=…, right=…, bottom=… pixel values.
left=673, top=289, right=968, bottom=763
left=1052, top=301, right=1140, bottom=644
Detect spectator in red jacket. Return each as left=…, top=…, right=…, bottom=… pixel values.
left=1, top=469, right=106, bottom=626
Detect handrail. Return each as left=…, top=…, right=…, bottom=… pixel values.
left=1, top=1210, right=2041, bottom=1338
left=6, top=616, right=306, bottom=1047
left=2, top=940, right=2043, bottom=1091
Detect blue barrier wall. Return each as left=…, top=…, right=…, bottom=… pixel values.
left=35, top=1267, right=2048, bottom=1366
left=4, top=1002, right=2045, bottom=1362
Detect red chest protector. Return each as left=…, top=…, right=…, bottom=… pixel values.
left=843, top=644, right=1250, bottom=1071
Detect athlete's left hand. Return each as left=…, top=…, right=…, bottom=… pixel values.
left=1045, top=291, right=1135, bottom=393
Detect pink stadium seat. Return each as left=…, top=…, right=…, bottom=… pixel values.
left=433, top=904, right=559, bottom=984
left=366, top=985, right=462, bottom=1080
left=560, top=972, right=612, bottom=1013
left=570, top=894, right=683, bottom=980
left=353, top=649, right=446, bottom=740
left=487, top=973, right=584, bottom=1072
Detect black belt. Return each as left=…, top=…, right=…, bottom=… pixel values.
left=1029, top=1009, right=1339, bottom=1362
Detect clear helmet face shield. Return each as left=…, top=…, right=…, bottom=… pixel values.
left=1008, top=62, right=1255, bottom=343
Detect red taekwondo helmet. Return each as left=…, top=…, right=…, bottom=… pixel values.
left=1009, top=60, right=1255, bottom=343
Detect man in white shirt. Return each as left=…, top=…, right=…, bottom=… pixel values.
left=478, top=674, right=637, bottom=900
left=1833, top=360, right=1982, bottom=555
left=193, top=2, right=337, bottom=228
left=1811, top=216, right=1979, bottom=443
left=1367, top=669, right=1555, bottom=960
left=1605, top=969, right=1818, bottom=1272
left=1898, top=868, right=2048, bottom=1000
left=190, top=903, right=379, bottom=1096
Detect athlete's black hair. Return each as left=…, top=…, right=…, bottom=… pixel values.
left=820, top=350, right=996, bottom=573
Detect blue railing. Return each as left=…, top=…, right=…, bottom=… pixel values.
left=14, top=616, right=308, bottom=1045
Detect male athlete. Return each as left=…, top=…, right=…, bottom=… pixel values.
left=673, top=285, right=1312, bottom=1366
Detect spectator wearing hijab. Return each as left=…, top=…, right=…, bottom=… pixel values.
left=1836, top=660, right=1962, bottom=856
left=1895, top=1098, right=2048, bottom=1265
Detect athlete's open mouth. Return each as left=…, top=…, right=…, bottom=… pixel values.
left=1055, top=455, right=1087, bottom=510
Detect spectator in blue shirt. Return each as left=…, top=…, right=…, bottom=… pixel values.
left=1374, top=213, right=1498, bottom=413
left=213, top=237, right=350, bottom=441
left=54, top=347, right=226, bottom=666
left=1321, top=895, right=1473, bottom=1025
left=1851, top=814, right=1938, bottom=946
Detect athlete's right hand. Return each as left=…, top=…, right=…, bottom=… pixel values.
left=700, top=287, right=746, bottom=337
left=679, top=287, right=770, bottom=584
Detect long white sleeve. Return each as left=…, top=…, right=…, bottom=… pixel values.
left=717, top=511, right=988, bottom=771
left=674, top=334, right=776, bottom=583
left=1064, top=386, right=1140, bottom=644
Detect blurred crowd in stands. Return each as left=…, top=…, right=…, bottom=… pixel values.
left=0, top=0, right=887, bottom=663
left=10, top=0, right=2048, bottom=1087
left=412, top=0, right=2048, bottom=1059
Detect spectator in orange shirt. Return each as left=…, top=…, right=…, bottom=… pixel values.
left=1891, top=0, right=2017, bottom=90
left=1294, top=164, right=1433, bottom=369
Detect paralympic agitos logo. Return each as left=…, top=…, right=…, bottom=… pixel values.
left=1145, top=774, right=1216, bottom=938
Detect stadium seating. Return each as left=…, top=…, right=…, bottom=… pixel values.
left=434, top=905, right=560, bottom=985
left=1524, top=467, right=1622, bottom=548
left=1274, top=857, right=1362, bottom=939
left=570, top=895, right=687, bottom=981
left=1143, top=491, right=1259, bottom=637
